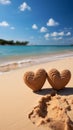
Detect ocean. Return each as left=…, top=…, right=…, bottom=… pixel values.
left=0, top=45, right=73, bottom=73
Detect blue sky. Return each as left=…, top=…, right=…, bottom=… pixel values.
left=0, top=0, right=73, bottom=45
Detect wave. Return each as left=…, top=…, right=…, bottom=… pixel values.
left=0, top=52, right=73, bottom=74
left=0, top=59, right=34, bottom=73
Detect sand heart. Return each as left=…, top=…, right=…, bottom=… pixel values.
left=47, top=69, right=71, bottom=90
left=23, top=69, right=47, bottom=92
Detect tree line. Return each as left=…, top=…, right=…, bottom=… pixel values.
left=0, top=39, right=29, bottom=45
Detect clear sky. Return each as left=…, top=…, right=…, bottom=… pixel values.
left=0, top=0, right=73, bottom=45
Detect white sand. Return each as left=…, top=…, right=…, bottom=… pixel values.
left=0, top=57, right=73, bottom=130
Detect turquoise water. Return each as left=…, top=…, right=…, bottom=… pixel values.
left=0, top=45, right=73, bottom=66
left=0, top=45, right=73, bottom=57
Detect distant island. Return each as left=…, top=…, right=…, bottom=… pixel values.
left=70, top=44, right=73, bottom=46
left=0, top=39, right=29, bottom=45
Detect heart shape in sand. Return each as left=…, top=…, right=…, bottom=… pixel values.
left=47, top=69, right=71, bottom=90
left=23, top=69, right=47, bottom=92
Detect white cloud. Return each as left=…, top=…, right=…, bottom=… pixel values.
left=19, top=2, right=31, bottom=11
left=66, top=32, right=71, bottom=36
left=44, top=33, right=50, bottom=40
left=58, top=37, right=63, bottom=40
left=51, top=31, right=64, bottom=37
left=32, top=24, right=38, bottom=30
left=0, top=21, right=9, bottom=27
left=0, top=0, right=11, bottom=4
left=53, top=37, right=62, bottom=40
left=51, top=32, right=58, bottom=37
left=40, top=27, right=48, bottom=33
left=10, top=27, right=15, bottom=30
left=47, top=18, right=59, bottom=26
left=58, top=31, right=64, bottom=36
left=64, top=27, right=72, bottom=31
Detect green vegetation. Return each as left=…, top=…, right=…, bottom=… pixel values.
left=70, top=44, right=73, bottom=46
left=0, top=39, right=29, bottom=45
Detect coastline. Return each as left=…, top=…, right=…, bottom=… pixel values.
left=0, top=51, right=73, bottom=73
left=0, top=56, right=73, bottom=130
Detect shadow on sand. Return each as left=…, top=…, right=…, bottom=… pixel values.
left=34, top=87, right=73, bottom=96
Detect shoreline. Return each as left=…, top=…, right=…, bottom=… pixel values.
left=0, top=51, right=73, bottom=73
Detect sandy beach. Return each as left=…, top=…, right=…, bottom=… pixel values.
left=0, top=56, right=73, bottom=130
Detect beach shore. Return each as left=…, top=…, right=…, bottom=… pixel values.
left=0, top=51, right=73, bottom=73
left=0, top=56, right=73, bottom=130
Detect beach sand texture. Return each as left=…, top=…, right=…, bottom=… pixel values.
left=0, top=57, right=73, bottom=130
left=29, top=94, right=73, bottom=130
